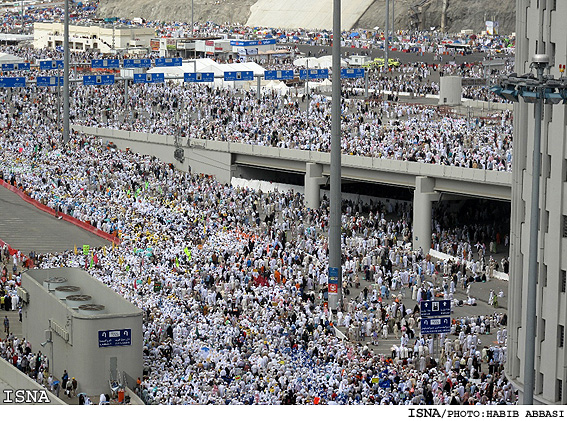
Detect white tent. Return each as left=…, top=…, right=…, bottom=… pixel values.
left=0, top=53, right=23, bottom=65
left=149, top=58, right=270, bottom=90
left=147, top=58, right=220, bottom=83
left=293, top=55, right=347, bottom=69
left=263, top=80, right=290, bottom=95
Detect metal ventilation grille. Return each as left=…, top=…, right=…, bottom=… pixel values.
left=78, top=304, right=105, bottom=311
left=65, top=294, right=92, bottom=302
left=47, top=277, right=68, bottom=284
left=54, top=286, right=81, bottom=293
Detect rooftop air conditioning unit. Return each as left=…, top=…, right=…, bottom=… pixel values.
left=66, top=294, right=93, bottom=309
left=78, top=304, right=106, bottom=315
left=43, top=276, right=68, bottom=291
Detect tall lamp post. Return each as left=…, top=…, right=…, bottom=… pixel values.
left=63, top=0, right=70, bottom=145
left=491, top=54, right=567, bottom=404
left=329, top=0, right=342, bottom=311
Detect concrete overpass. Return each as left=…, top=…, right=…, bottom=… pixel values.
left=72, top=125, right=512, bottom=251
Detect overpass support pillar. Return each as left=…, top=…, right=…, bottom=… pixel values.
left=305, top=163, right=325, bottom=209
left=413, top=176, right=439, bottom=253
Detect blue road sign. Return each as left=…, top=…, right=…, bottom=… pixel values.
left=155, top=57, right=182, bottom=67
left=83, top=74, right=115, bottom=86
left=420, top=300, right=451, bottom=318
left=264, top=70, right=294, bottom=80
left=230, top=39, right=276, bottom=46
left=133, top=73, right=165, bottom=83
left=1, top=63, right=30, bottom=71
left=184, top=72, right=215, bottom=83
left=340, top=68, right=365, bottom=79
left=328, top=267, right=339, bottom=294
left=0, top=77, right=25, bottom=88
left=98, top=329, right=132, bottom=347
left=39, top=60, right=64, bottom=70
left=123, top=58, right=152, bottom=68
left=36, top=76, right=64, bottom=87
left=224, top=71, right=254, bottom=81
left=91, top=59, right=120, bottom=69
left=299, top=69, right=329, bottom=80
left=420, top=316, right=451, bottom=335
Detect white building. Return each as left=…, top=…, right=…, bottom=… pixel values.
left=507, top=0, right=567, bottom=405
left=20, top=267, right=143, bottom=397
left=33, top=22, right=155, bottom=54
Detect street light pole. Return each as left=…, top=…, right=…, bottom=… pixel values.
left=490, top=53, right=567, bottom=405
left=384, top=0, right=389, bottom=66
left=329, top=0, right=342, bottom=311
left=523, top=53, right=549, bottom=405
left=63, top=0, right=70, bottom=145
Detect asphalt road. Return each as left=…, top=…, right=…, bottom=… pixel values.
left=0, top=186, right=109, bottom=255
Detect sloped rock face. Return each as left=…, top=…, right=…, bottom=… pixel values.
left=97, top=0, right=256, bottom=27
left=97, top=0, right=516, bottom=34
left=354, top=0, right=516, bottom=34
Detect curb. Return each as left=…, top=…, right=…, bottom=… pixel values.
left=0, top=179, right=120, bottom=245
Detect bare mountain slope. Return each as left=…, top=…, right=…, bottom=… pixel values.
left=97, top=0, right=515, bottom=34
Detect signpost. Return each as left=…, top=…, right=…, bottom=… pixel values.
left=264, top=70, right=294, bottom=81
left=39, top=60, right=64, bottom=70
left=36, top=76, right=64, bottom=87
left=224, top=71, right=254, bottom=81
left=1, top=63, right=30, bottom=71
left=230, top=39, right=276, bottom=46
left=123, top=58, right=152, bottom=68
left=155, top=57, right=182, bottom=67
left=420, top=299, right=451, bottom=318
left=91, top=59, right=120, bottom=69
left=419, top=299, right=451, bottom=360
left=98, top=329, right=132, bottom=347
left=340, top=68, right=365, bottom=79
left=133, top=73, right=165, bottom=84
left=299, top=69, right=329, bottom=80
left=0, top=77, right=25, bottom=88
left=184, top=72, right=215, bottom=83
left=83, top=74, right=115, bottom=86
left=420, top=316, right=451, bottom=335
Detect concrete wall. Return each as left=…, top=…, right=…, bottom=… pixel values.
left=439, top=76, right=462, bottom=106
left=246, top=0, right=374, bottom=30
left=0, top=358, right=65, bottom=405
left=22, top=268, right=143, bottom=397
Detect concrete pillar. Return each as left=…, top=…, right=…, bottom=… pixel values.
left=304, top=163, right=324, bottom=209
left=413, top=177, right=439, bottom=253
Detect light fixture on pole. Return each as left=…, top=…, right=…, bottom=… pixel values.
left=491, top=53, right=567, bottom=404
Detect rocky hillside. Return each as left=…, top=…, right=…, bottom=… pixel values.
left=97, top=0, right=516, bottom=34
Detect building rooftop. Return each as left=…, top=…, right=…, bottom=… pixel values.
left=23, top=267, right=142, bottom=318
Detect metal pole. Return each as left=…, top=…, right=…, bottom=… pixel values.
left=124, top=78, right=129, bottom=122
left=523, top=59, right=546, bottom=405
left=306, top=58, right=309, bottom=118
left=364, top=70, right=368, bottom=98
left=57, top=77, right=61, bottom=130
left=384, top=0, right=389, bottom=67
left=392, top=0, right=394, bottom=44
left=256, top=75, right=261, bottom=100
left=330, top=0, right=342, bottom=311
left=63, top=0, right=70, bottom=144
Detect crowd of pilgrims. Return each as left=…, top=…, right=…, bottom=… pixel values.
left=0, top=40, right=513, bottom=173
left=0, top=113, right=513, bottom=403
